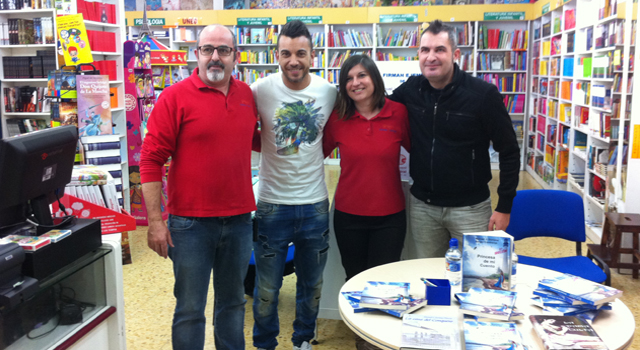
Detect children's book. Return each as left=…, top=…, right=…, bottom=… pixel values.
left=456, top=288, right=517, bottom=321
left=359, top=281, right=412, bottom=310
left=251, top=28, right=266, bottom=44
left=60, top=71, right=77, bottom=99
left=400, top=315, right=460, bottom=350
left=40, top=229, right=72, bottom=243
left=461, top=230, right=514, bottom=292
left=0, top=235, right=51, bottom=251
left=76, top=75, right=113, bottom=137
left=529, top=315, right=608, bottom=350
left=70, top=164, right=109, bottom=185
left=538, top=274, right=622, bottom=306
left=464, top=320, right=526, bottom=350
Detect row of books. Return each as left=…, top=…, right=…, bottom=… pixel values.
left=478, top=73, right=526, bottom=93
left=3, top=86, right=49, bottom=113
left=239, top=49, right=277, bottom=65
left=456, top=52, right=473, bottom=71
left=329, top=28, right=373, bottom=48
left=503, top=94, right=525, bottom=114
left=4, top=118, right=48, bottom=137
left=478, top=27, right=528, bottom=50
left=0, top=0, right=53, bottom=10
left=233, top=68, right=277, bottom=85
left=0, top=17, right=54, bottom=45
left=173, top=26, right=200, bottom=42
left=376, top=52, right=417, bottom=62
left=612, top=73, right=633, bottom=93
left=2, top=51, right=56, bottom=79
left=477, top=51, right=526, bottom=71
left=328, top=50, right=371, bottom=68
left=591, top=84, right=612, bottom=110
left=454, top=22, right=474, bottom=46
left=376, top=27, right=419, bottom=47
left=311, top=32, right=324, bottom=48
left=76, top=0, right=117, bottom=25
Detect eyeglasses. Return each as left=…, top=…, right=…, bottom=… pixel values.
left=197, top=45, right=234, bottom=57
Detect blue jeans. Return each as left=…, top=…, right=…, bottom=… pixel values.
left=167, top=213, right=253, bottom=350
left=253, top=199, right=330, bottom=350
left=409, top=194, right=493, bottom=258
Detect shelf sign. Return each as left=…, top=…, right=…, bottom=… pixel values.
left=287, top=16, right=322, bottom=24
left=379, top=14, right=418, bottom=23
left=134, top=18, right=165, bottom=26
left=484, top=12, right=525, bottom=21
left=541, top=3, right=550, bottom=15
left=237, top=17, right=272, bottom=26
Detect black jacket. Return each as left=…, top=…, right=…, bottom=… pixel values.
left=389, top=64, right=520, bottom=213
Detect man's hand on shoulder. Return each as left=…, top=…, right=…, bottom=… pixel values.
left=147, top=219, right=173, bottom=259
left=488, top=212, right=510, bottom=231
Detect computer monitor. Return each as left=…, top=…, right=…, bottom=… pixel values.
left=0, top=126, right=78, bottom=235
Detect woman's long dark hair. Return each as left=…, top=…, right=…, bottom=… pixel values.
left=334, top=54, right=386, bottom=120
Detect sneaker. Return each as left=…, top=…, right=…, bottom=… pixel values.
left=293, top=341, right=312, bottom=350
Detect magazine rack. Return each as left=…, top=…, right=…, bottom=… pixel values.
left=52, top=194, right=136, bottom=235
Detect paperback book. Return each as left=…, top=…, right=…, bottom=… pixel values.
left=40, top=229, right=72, bottom=243
left=538, top=274, right=622, bottom=305
left=462, top=230, right=514, bottom=291
left=463, top=320, right=526, bottom=350
left=359, top=281, right=413, bottom=310
left=0, top=235, right=51, bottom=251
left=400, top=315, right=460, bottom=350
left=344, top=291, right=426, bottom=317
left=76, top=75, right=113, bottom=137
left=529, top=315, right=608, bottom=350
left=456, top=288, right=517, bottom=321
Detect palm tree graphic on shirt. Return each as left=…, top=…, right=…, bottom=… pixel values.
left=273, top=99, right=323, bottom=155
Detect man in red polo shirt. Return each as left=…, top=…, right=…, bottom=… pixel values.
left=140, top=25, right=258, bottom=350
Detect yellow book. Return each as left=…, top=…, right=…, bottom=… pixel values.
left=542, top=41, right=551, bottom=56
left=540, top=61, right=548, bottom=76
left=57, top=14, right=93, bottom=65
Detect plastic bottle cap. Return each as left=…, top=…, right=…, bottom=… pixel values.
left=449, top=238, right=458, bottom=248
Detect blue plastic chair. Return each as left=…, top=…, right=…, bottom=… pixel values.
left=506, top=189, right=611, bottom=285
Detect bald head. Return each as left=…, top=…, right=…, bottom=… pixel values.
left=196, top=25, right=237, bottom=52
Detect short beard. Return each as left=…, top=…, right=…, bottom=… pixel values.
left=207, top=70, right=225, bottom=82
left=206, top=61, right=226, bottom=82
left=283, top=69, right=307, bottom=84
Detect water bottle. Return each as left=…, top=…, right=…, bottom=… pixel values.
left=445, top=238, right=462, bottom=286
left=511, top=246, right=518, bottom=290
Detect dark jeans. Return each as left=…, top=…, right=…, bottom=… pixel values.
left=167, top=213, right=253, bottom=350
left=334, top=209, right=407, bottom=281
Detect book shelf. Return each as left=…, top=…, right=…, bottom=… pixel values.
left=0, top=4, right=129, bottom=213
left=0, top=7, right=57, bottom=137
left=526, top=0, right=635, bottom=241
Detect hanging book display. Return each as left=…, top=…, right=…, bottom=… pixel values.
left=124, top=38, right=169, bottom=225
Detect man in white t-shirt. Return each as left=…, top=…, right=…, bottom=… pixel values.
left=251, top=20, right=337, bottom=350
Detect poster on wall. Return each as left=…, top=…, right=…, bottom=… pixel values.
left=180, top=0, right=215, bottom=9
left=57, top=14, right=93, bottom=66
left=125, top=0, right=137, bottom=11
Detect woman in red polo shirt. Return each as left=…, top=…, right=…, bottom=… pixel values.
left=324, top=54, right=410, bottom=281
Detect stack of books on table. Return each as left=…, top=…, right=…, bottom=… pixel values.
left=455, top=287, right=524, bottom=321
left=532, top=273, right=622, bottom=323
left=341, top=281, right=426, bottom=318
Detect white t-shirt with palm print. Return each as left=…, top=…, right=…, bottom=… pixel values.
left=251, top=73, right=337, bottom=205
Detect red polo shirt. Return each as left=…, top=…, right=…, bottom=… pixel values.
left=323, top=98, right=410, bottom=216
left=140, top=68, right=258, bottom=217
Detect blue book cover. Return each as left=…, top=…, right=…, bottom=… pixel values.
left=534, top=288, right=587, bottom=305
left=538, top=273, right=622, bottom=306
left=341, top=291, right=376, bottom=313
left=462, top=230, right=513, bottom=292
left=457, top=288, right=517, bottom=321
left=360, top=281, right=411, bottom=310
left=463, top=320, right=525, bottom=350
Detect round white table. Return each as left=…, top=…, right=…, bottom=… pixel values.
left=338, top=258, right=635, bottom=350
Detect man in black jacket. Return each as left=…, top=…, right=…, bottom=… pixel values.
left=389, top=20, right=520, bottom=258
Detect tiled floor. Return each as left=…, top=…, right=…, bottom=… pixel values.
left=122, top=169, right=639, bottom=349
